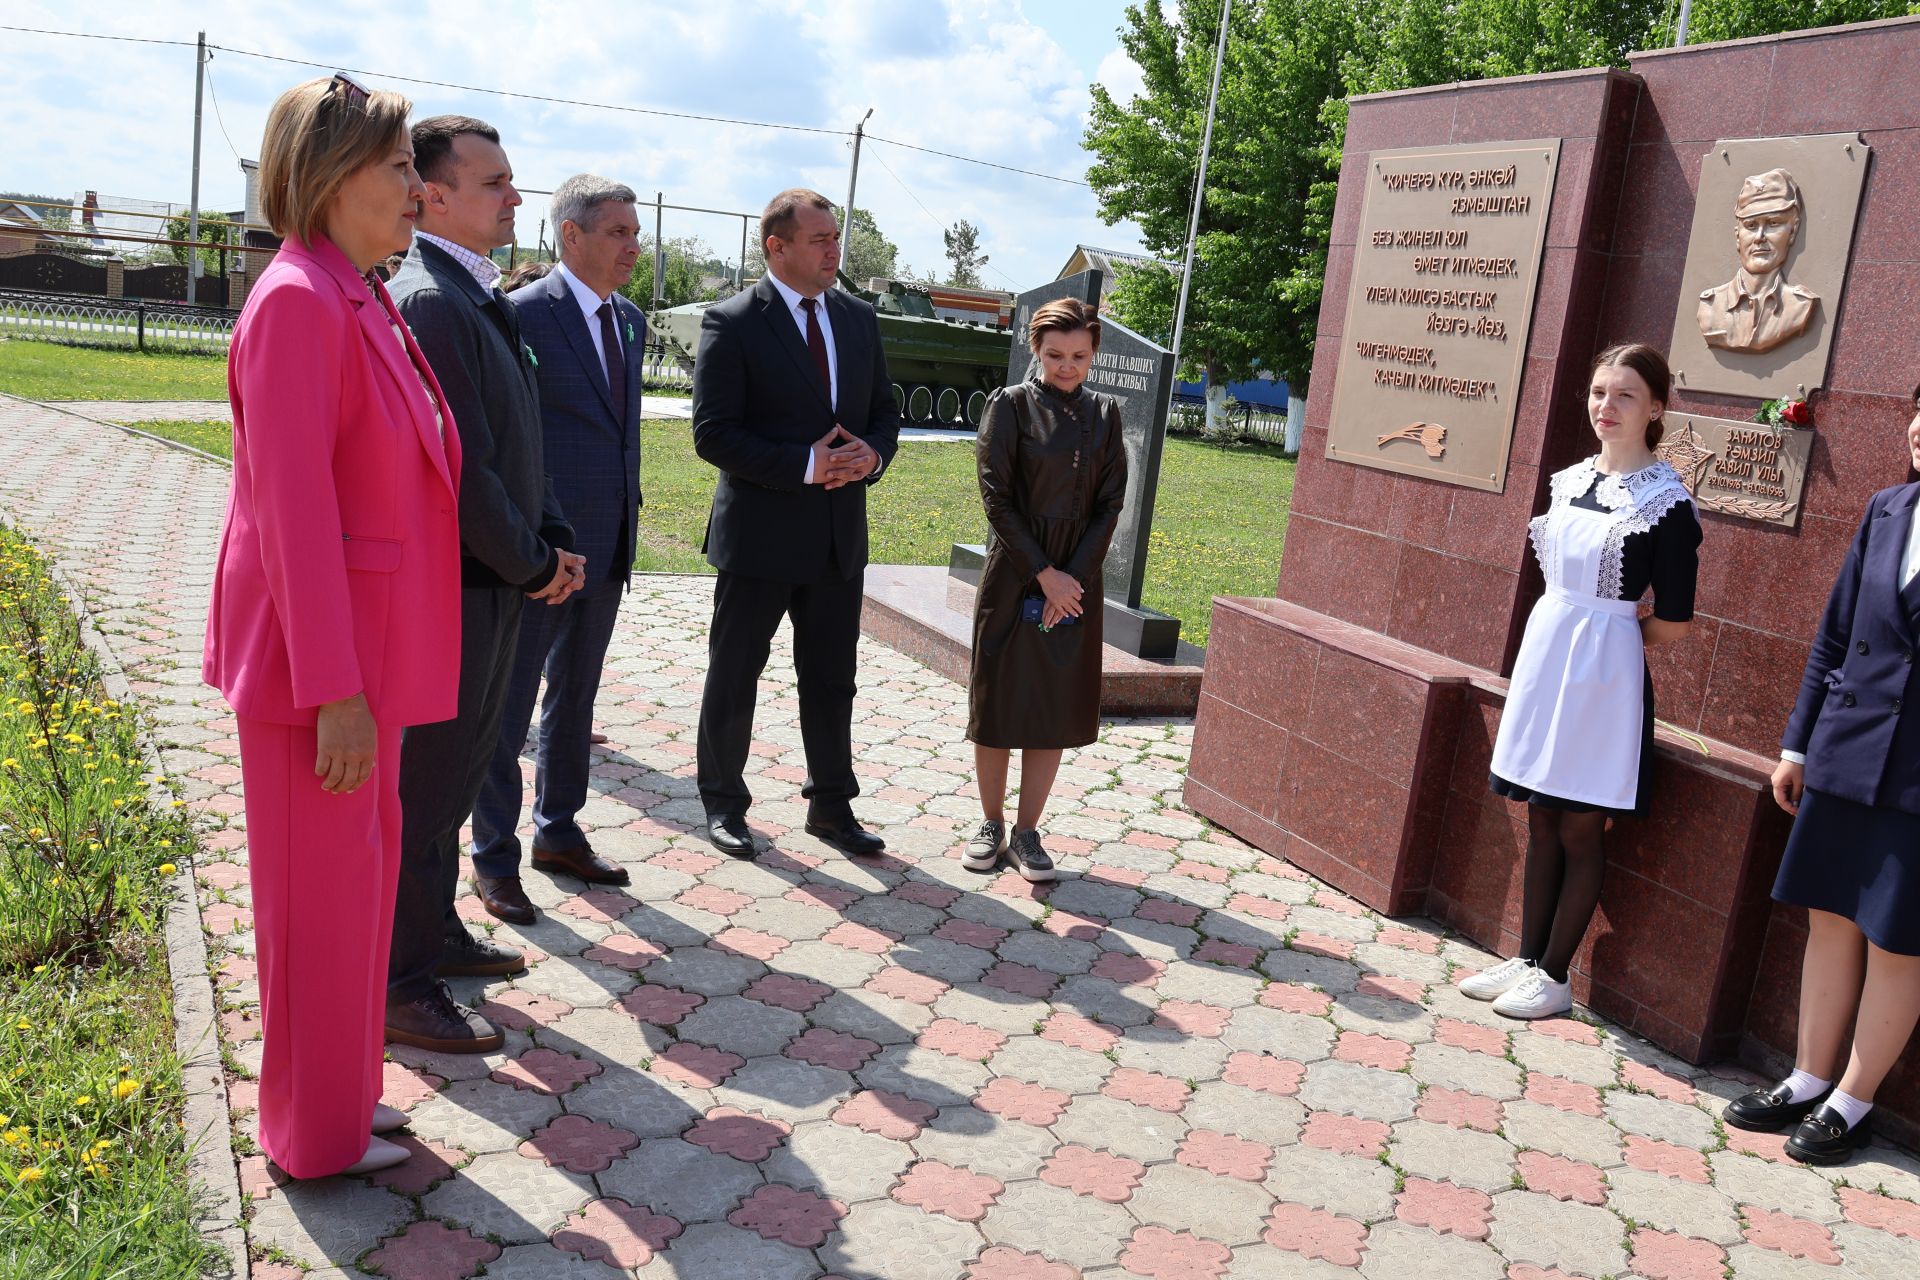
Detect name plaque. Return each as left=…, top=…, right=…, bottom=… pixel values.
left=1326, top=139, right=1559, bottom=492
left=1656, top=412, right=1812, bottom=528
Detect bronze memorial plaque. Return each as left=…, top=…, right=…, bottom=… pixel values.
left=1656, top=412, right=1813, bottom=528
left=1667, top=133, right=1870, bottom=401
left=1326, top=139, right=1559, bottom=492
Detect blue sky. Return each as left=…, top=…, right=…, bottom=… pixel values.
left=2, top=1, right=1153, bottom=290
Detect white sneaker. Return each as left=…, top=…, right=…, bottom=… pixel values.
left=1492, top=969, right=1573, bottom=1020
left=371, top=1103, right=410, bottom=1134
left=341, top=1135, right=410, bottom=1176
left=963, top=819, right=1008, bottom=872
left=1458, top=956, right=1533, bottom=1001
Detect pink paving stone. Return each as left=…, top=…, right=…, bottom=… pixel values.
left=1048, top=835, right=1096, bottom=856
left=382, top=1060, right=444, bottom=1109
left=1042, top=910, right=1107, bottom=942
left=1516, top=1151, right=1608, bottom=1205
left=675, top=884, right=753, bottom=916
left=1434, top=1016, right=1508, bottom=1056
left=1354, top=975, right=1425, bottom=1005
left=1177, top=1129, right=1275, bottom=1181
left=787, top=883, right=860, bottom=911
left=552, top=1198, right=684, bottom=1269
left=582, top=933, right=667, bottom=972
left=1135, top=897, right=1202, bottom=928
left=228, top=1077, right=259, bottom=1115
left=730, top=1183, right=850, bottom=1248
left=833, top=1089, right=937, bottom=1140
left=1040, top=1011, right=1122, bottom=1054
left=786, top=1027, right=881, bottom=1071
left=823, top=920, right=901, bottom=955
left=1333, top=1032, right=1412, bottom=1071
left=453, top=894, right=496, bottom=925
left=918, top=1018, right=1008, bottom=1061
left=711, top=927, right=791, bottom=962
left=894, top=880, right=961, bottom=909
left=1170, top=860, right=1231, bottom=884
left=935, top=917, right=1010, bottom=949
left=221, top=1007, right=261, bottom=1042
left=988, top=870, right=1053, bottom=899
left=1620, top=1060, right=1697, bottom=1103
left=237, top=1153, right=290, bottom=1199
left=1622, top=1136, right=1710, bottom=1183
left=1743, top=1207, right=1842, bottom=1263
left=191, top=762, right=244, bottom=785
left=252, top=1267, right=304, bottom=1280
left=554, top=886, right=639, bottom=923
left=1376, top=926, right=1442, bottom=954
left=1123, top=830, right=1178, bottom=850
left=653, top=1041, right=745, bottom=1088
left=1119, top=1225, right=1234, bottom=1279
left=1507, top=1269, right=1587, bottom=1280
left=1292, top=932, right=1355, bottom=960
left=1193, top=939, right=1261, bottom=969
left=1396, top=1178, right=1493, bottom=1240
left=1301, top=1112, right=1391, bottom=1158
left=477, top=989, right=573, bottom=1032
left=1838, top=1186, right=1920, bottom=1238
left=369, top=1135, right=464, bottom=1196
left=975, top=1077, right=1072, bottom=1126
left=1722, top=1126, right=1793, bottom=1163
left=1041, top=1144, right=1147, bottom=1203
left=1314, top=893, right=1367, bottom=918
left=684, top=1106, right=793, bottom=1161
left=744, top=973, right=833, bottom=1012
left=1103, top=1067, right=1191, bottom=1114
left=1524, top=1073, right=1605, bottom=1117
left=984, top=961, right=1061, bottom=999
left=202, top=828, right=246, bottom=851
left=1416, top=1086, right=1504, bottom=1132
left=892, top=1160, right=1006, bottom=1221
left=492, top=1047, right=602, bottom=1095
left=1260, top=982, right=1333, bottom=1015
left=361, top=1220, right=500, bottom=1280
left=1092, top=951, right=1166, bottom=986
left=1223, top=1051, right=1306, bottom=1097
left=651, top=847, right=721, bottom=875
left=191, top=793, right=244, bottom=817
left=1225, top=892, right=1292, bottom=922
left=196, top=861, right=248, bottom=890
left=761, top=846, right=825, bottom=873
left=1628, top=1228, right=1726, bottom=1280
left=965, top=1245, right=1083, bottom=1280
left=202, top=902, right=249, bottom=936
left=1530, top=1018, right=1601, bottom=1046
left=865, top=965, right=950, bottom=1004
left=517, top=1113, right=641, bottom=1174
left=1262, top=1202, right=1368, bottom=1267
left=1154, top=1000, right=1232, bottom=1037
left=619, top=983, right=704, bottom=1026
left=1087, top=863, right=1149, bottom=887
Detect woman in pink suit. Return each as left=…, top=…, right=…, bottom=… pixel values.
left=203, top=75, right=463, bottom=1178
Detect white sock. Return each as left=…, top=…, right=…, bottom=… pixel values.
left=1780, top=1069, right=1830, bottom=1104
left=1827, top=1089, right=1874, bottom=1131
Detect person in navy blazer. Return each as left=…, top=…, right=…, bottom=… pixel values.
left=468, top=176, right=647, bottom=921
left=1722, top=385, right=1920, bottom=1166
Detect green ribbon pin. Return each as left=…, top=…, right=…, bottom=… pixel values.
left=626, top=321, right=636, bottom=343
left=524, top=344, right=538, bottom=368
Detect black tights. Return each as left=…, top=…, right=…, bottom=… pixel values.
left=1517, top=806, right=1608, bottom=984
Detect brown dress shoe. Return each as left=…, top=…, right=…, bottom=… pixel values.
left=385, top=982, right=504, bottom=1054
left=532, top=839, right=630, bottom=885
left=473, top=874, right=537, bottom=925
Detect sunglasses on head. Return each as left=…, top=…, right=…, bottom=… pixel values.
left=326, top=71, right=372, bottom=111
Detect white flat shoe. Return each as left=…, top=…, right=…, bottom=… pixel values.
left=1492, top=969, right=1573, bottom=1020
left=1458, top=956, right=1532, bottom=1001
left=372, top=1103, right=410, bottom=1134
left=342, top=1135, right=410, bottom=1176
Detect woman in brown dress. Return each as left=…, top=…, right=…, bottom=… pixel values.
left=965, top=297, right=1127, bottom=881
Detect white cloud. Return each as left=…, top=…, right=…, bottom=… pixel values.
left=1094, top=45, right=1145, bottom=107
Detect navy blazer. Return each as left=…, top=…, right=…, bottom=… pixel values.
left=691, top=276, right=902, bottom=583
left=1783, top=482, right=1920, bottom=814
left=508, top=269, right=645, bottom=586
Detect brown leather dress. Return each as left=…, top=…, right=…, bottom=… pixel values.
left=967, top=377, right=1128, bottom=749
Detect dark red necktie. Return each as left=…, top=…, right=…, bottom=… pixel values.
left=597, top=300, right=626, bottom=413
left=800, top=296, right=831, bottom=401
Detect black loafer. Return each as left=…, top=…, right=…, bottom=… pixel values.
left=804, top=813, right=885, bottom=858
left=1724, top=1080, right=1830, bottom=1133
left=706, top=813, right=757, bottom=858
left=1786, top=1103, right=1872, bottom=1165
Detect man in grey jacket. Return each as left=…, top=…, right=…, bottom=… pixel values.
left=385, top=115, right=584, bottom=1054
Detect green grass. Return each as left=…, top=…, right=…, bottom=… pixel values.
left=118, top=420, right=231, bottom=457
left=0, top=341, right=228, bottom=402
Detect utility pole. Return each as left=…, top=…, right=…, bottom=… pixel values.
left=1675, top=0, right=1694, bottom=45
left=738, top=214, right=749, bottom=288
left=652, top=191, right=665, bottom=310
left=1168, top=0, right=1230, bottom=366
left=841, top=107, right=873, bottom=284
left=187, top=30, right=207, bottom=305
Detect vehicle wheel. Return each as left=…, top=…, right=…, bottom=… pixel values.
left=935, top=386, right=961, bottom=424
left=891, top=382, right=906, bottom=414
left=906, top=384, right=934, bottom=422
left=966, top=390, right=987, bottom=426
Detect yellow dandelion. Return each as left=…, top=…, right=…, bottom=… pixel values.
left=112, top=1080, right=141, bottom=1101
left=159, top=862, right=177, bottom=875
left=74, top=1095, right=92, bottom=1107
left=14, top=1020, right=29, bottom=1031
left=15, top=1167, right=43, bottom=1184
left=1, top=758, right=17, bottom=769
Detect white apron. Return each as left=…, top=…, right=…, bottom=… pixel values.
left=1490, top=459, right=1691, bottom=811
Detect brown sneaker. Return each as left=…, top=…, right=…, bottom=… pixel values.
left=385, top=981, right=504, bottom=1054
left=437, top=930, right=526, bottom=978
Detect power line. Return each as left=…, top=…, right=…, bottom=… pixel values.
left=868, top=135, right=1090, bottom=189
left=202, top=57, right=244, bottom=165
left=865, top=143, right=1022, bottom=292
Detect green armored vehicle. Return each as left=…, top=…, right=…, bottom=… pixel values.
left=650, top=274, right=1013, bottom=427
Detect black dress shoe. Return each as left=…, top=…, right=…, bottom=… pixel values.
left=706, top=814, right=757, bottom=858
left=1724, top=1080, right=1830, bottom=1133
left=532, top=840, right=631, bottom=886
left=1786, top=1103, right=1873, bottom=1165
left=438, top=931, right=526, bottom=978
left=386, top=981, right=504, bottom=1054
left=804, top=812, right=885, bottom=857
left=472, top=874, right=538, bottom=926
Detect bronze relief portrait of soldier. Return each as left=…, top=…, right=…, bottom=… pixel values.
left=1697, top=168, right=1818, bottom=355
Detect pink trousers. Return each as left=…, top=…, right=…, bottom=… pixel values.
left=238, top=715, right=403, bottom=1179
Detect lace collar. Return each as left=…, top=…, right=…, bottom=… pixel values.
left=1550, top=456, right=1688, bottom=513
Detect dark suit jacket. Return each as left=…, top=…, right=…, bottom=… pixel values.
left=691, top=277, right=901, bottom=582
left=389, top=239, right=571, bottom=592
left=1783, top=482, right=1920, bottom=813
left=508, top=269, right=645, bottom=585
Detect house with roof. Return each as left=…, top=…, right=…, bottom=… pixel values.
left=0, top=199, right=62, bottom=258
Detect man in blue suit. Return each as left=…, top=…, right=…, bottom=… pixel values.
left=469, top=175, right=646, bottom=922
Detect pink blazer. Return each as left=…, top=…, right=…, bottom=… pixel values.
left=204, top=236, right=464, bottom=728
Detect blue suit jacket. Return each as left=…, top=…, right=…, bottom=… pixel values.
left=1784, top=482, right=1920, bottom=814
left=508, top=270, right=645, bottom=585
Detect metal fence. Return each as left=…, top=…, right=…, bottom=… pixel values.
left=0, top=288, right=237, bottom=353
left=1168, top=393, right=1290, bottom=445
left=640, top=339, right=693, bottom=391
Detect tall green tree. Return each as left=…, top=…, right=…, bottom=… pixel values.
left=620, top=235, right=720, bottom=309
left=942, top=218, right=989, bottom=288
left=163, top=210, right=236, bottom=274
left=1675, top=0, right=1916, bottom=43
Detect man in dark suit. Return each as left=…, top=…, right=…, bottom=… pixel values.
left=468, top=176, right=646, bottom=921
left=693, top=188, right=902, bottom=859
left=386, top=116, right=584, bottom=1053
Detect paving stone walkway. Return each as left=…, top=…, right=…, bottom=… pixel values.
left=6, top=391, right=1920, bottom=1279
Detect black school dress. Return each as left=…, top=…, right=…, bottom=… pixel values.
left=967, top=378, right=1128, bottom=750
